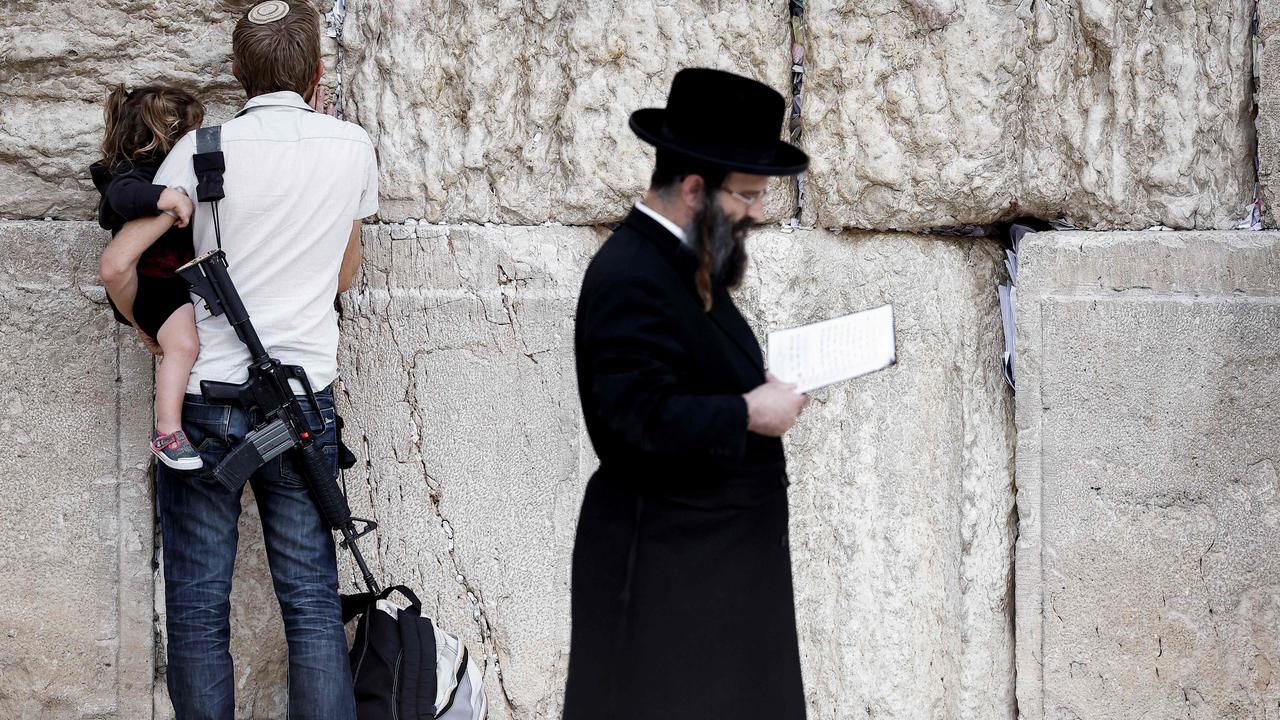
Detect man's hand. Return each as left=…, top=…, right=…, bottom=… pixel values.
left=158, top=187, right=193, bottom=228
left=743, top=373, right=809, bottom=437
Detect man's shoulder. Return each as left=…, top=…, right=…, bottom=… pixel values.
left=302, top=114, right=375, bottom=145
left=583, top=224, right=674, bottom=292
left=164, top=130, right=198, bottom=160
left=152, top=131, right=198, bottom=187
left=222, top=111, right=373, bottom=146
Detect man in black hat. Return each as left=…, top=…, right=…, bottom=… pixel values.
left=563, top=68, right=810, bottom=719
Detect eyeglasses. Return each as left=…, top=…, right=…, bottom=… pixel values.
left=720, top=187, right=767, bottom=207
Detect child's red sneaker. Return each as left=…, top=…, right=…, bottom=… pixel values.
left=151, top=429, right=204, bottom=471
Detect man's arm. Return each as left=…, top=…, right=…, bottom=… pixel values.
left=338, top=220, right=362, bottom=294
left=583, top=276, right=753, bottom=463
left=99, top=215, right=175, bottom=326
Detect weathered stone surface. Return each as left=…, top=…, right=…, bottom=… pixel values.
left=342, top=1, right=795, bottom=225
left=0, top=221, right=154, bottom=718
left=1015, top=231, right=1280, bottom=719
left=803, top=1, right=1026, bottom=229
left=278, top=223, right=1010, bottom=720
left=1020, top=0, right=1254, bottom=230
left=333, top=223, right=604, bottom=719
left=805, top=0, right=1254, bottom=230
left=0, top=219, right=1017, bottom=718
left=0, top=1, right=340, bottom=220
left=738, top=229, right=1015, bottom=719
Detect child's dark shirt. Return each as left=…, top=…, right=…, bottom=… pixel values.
left=90, top=157, right=194, bottom=278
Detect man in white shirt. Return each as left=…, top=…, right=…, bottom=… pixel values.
left=100, top=2, right=376, bottom=717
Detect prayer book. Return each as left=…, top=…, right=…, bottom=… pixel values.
left=766, top=304, right=898, bottom=393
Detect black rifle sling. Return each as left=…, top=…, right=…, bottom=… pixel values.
left=193, top=126, right=226, bottom=250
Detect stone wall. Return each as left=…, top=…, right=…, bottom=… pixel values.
left=0, top=222, right=154, bottom=719
left=0, top=218, right=1015, bottom=720
left=2, top=0, right=1270, bottom=718
left=742, top=230, right=1016, bottom=719
left=1014, top=231, right=1280, bottom=719
left=803, top=0, right=1253, bottom=230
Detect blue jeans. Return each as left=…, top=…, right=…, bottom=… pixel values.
left=156, top=387, right=355, bottom=720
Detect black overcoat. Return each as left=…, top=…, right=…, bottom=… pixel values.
left=563, top=209, right=805, bottom=720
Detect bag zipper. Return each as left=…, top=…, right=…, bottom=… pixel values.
left=392, top=649, right=403, bottom=720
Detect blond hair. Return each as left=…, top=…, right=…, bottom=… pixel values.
left=101, top=85, right=205, bottom=166
left=232, top=1, right=322, bottom=100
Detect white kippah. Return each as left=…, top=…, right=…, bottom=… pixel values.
left=247, top=0, right=290, bottom=25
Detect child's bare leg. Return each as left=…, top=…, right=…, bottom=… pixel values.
left=154, top=304, right=199, bottom=435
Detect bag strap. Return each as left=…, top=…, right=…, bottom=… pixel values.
left=192, top=126, right=226, bottom=250
left=396, top=608, right=439, bottom=717
left=340, top=584, right=422, bottom=623
left=381, top=584, right=422, bottom=611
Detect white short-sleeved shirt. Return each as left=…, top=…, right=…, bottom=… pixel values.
left=154, top=91, right=379, bottom=394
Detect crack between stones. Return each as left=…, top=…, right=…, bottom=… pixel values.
left=365, top=219, right=1027, bottom=239
left=326, top=0, right=347, bottom=121
left=1246, top=0, right=1263, bottom=227
left=413, top=434, right=521, bottom=717
left=788, top=0, right=807, bottom=224
left=382, top=302, right=521, bottom=717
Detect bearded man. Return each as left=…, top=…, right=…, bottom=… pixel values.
left=563, top=67, right=811, bottom=720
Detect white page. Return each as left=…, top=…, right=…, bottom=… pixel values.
left=767, top=304, right=897, bottom=393
left=997, top=284, right=1017, bottom=388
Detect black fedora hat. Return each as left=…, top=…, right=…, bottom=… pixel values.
left=630, top=67, right=809, bottom=176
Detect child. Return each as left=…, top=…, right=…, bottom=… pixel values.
left=92, top=85, right=205, bottom=470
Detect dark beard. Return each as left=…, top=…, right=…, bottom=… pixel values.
left=686, top=190, right=754, bottom=289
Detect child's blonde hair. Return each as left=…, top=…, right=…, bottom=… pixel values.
left=101, top=85, right=205, bottom=166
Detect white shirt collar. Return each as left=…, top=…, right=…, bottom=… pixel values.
left=238, top=91, right=315, bottom=115
left=635, top=201, right=689, bottom=245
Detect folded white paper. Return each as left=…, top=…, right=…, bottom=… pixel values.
left=767, top=304, right=897, bottom=393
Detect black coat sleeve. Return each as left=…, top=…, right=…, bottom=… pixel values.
left=581, top=275, right=749, bottom=464
left=104, top=166, right=165, bottom=221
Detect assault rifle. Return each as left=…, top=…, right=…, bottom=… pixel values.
left=177, top=249, right=380, bottom=593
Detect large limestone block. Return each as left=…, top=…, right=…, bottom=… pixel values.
left=333, top=222, right=603, bottom=718
left=1015, top=231, right=1280, bottom=718
left=0, top=1, right=339, bottom=220
left=805, top=0, right=1254, bottom=230
left=736, top=229, right=1016, bottom=719
left=342, top=1, right=795, bottom=225
left=228, top=223, right=1015, bottom=718
left=1020, top=0, right=1254, bottom=229
left=803, top=1, right=1026, bottom=229
left=0, top=221, right=154, bottom=718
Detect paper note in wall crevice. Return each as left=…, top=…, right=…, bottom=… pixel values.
left=766, top=304, right=897, bottom=394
